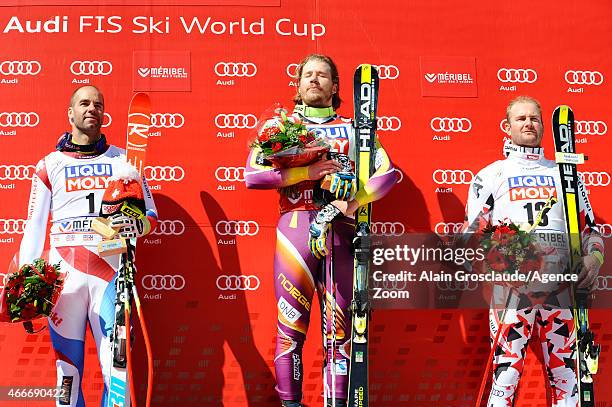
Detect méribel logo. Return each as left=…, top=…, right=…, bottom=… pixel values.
left=133, top=50, right=191, bottom=91
left=420, top=56, right=478, bottom=97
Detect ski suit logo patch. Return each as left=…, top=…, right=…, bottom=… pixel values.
left=508, top=175, right=557, bottom=201
left=64, top=164, right=112, bottom=192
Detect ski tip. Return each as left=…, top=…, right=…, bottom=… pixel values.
left=130, top=92, right=151, bottom=107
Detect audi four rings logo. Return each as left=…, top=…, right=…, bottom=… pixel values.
left=151, top=113, right=185, bottom=128
left=0, top=61, right=41, bottom=75
left=564, top=70, right=604, bottom=85
left=499, top=119, right=508, bottom=133
left=144, top=166, right=185, bottom=182
left=215, top=114, right=257, bottom=129
left=141, top=275, right=186, bottom=290
left=394, top=169, right=404, bottom=184
left=102, top=113, right=112, bottom=128
left=431, top=117, right=472, bottom=133
left=286, top=63, right=299, bottom=78
left=594, top=276, right=612, bottom=291
left=436, top=280, right=478, bottom=291
left=575, top=121, right=607, bottom=136
left=0, top=219, right=26, bottom=234
left=0, top=165, right=35, bottom=180
left=70, top=60, right=112, bottom=76
left=370, top=222, right=405, bottom=236
left=434, top=222, right=464, bottom=235
left=497, top=68, right=538, bottom=83
left=215, top=275, right=261, bottom=291
left=433, top=169, right=474, bottom=185
left=152, top=220, right=186, bottom=236
left=579, top=172, right=611, bottom=187
left=0, top=112, right=39, bottom=127
left=214, top=62, right=257, bottom=77
left=377, top=116, right=401, bottom=131
left=599, top=224, right=612, bottom=238
left=215, top=220, right=259, bottom=236
left=372, top=65, right=400, bottom=80
left=215, top=167, right=245, bottom=182
left=378, top=279, right=408, bottom=291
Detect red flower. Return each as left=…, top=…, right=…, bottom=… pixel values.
left=271, top=142, right=283, bottom=152
left=494, top=225, right=516, bottom=245
left=486, top=248, right=508, bottom=272
left=298, top=135, right=308, bottom=144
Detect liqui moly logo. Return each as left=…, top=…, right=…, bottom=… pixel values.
left=64, top=164, right=112, bottom=192
left=508, top=175, right=556, bottom=201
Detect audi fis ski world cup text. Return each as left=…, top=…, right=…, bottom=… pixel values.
left=1, top=15, right=326, bottom=40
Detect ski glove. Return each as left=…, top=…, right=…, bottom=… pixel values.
left=329, top=172, right=356, bottom=201
left=309, top=203, right=342, bottom=259
left=109, top=213, right=151, bottom=239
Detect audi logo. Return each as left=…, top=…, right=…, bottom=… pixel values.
left=141, top=274, right=185, bottom=290
left=0, top=61, right=41, bottom=76
left=0, top=112, right=39, bottom=127
left=286, top=63, right=299, bottom=78
left=496, top=68, right=537, bottom=83
left=70, top=60, right=112, bottom=76
left=0, top=165, right=35, bottom=180
left=394, top=169, right=404, bottom=184
left=564, top=70, right=604, bottom=86
left=579, top=172, right=611, bottom=187
left=434, top=222, right=464, bottom=236
left=377, top=116, right=401, bottom=131
left=151, top=113, right=185, bottom=129
left=432, top=169, right=474, bottom=185
left=372, top=64, right=400, bottom=80
left=215, top=113, right=257, bottom=129
left=594, top=276, right=612, bottom=291
left=599, top=223, right=612, bottom=238
left=215, top=220, right=259, bottom=236
left=0, top=219, right=26, bottom=234
left=152, top=220, right=186, bottom=236
left=214, top=62, right=257, bottom=77
left=377, top=278, right=408, bottom=291
left=575, top=121, right=607, bottom=136
left=102, top=113, right=112, bottom=128
left=499, top=119, right=508, bottom=133
left=490, top=389, right=505, bottom=398
left=431, top=117, right=472, bottom=133
left=215, top=167, right=245, bottom=182
left=144, top=166, right=185, bottom=182
left=436, top=280, right=478, bottom=291
left=215, top=275, right=260, bottom=291
left=370, top=222, right=405, bottom=236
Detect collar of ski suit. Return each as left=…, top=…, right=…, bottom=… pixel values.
left=505, top=142, right=545, bottom=162
left=293, top=104, right=335, bottom=118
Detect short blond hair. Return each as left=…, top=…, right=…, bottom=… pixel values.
left=506, top=95, right=542, bottom=121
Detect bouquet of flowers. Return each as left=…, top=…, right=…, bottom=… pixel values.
left=252, top=106, right=329, bottom=168
left=0, top=258, right=65, bottom=323
left=480, top=220, right=543, bottom=287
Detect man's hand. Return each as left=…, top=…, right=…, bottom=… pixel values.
left=309, top=221, right=330, bottom=259
left=329, top=172, right=356, bottom=201
left=307, top=156, right=342, bottom=180
left=576, top=253, right=603, bottom=289
left=108, top=213, right=151, bottom=239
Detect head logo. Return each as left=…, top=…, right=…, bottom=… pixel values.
left=0, top=165, right=35, bottom=180
left=575, top=121, right=607, bottom=136
left=579, top=172, right=610, bottom=187
left=70, top=60, right=112, bottom=76
left=152, top=220, right=186, bottom=236
left=141, top=274, right=185, bottom=290
left=434, top=222, right=464, bottom=235
left=436, top=280, right=478, bottom=291
left=564, top=70, right=604, bottom=86
left=215, top=220, right=259, bottom=236
left=433, top=169, right=474, bottom=185
left=214, top=62, right=257, bottom=77
left=372, top=65, right=400, bottom=80
left=497, top=68, right=538, bottom=83
left=102, top=113, right=112, bottom=128
left=215, top=167, right=245, bottom=182
left=0, top=219, right=26, bottom=234
left=0, top=112, right=39, bottom=127
left=151, top=113, right=185, bottom=129
left=370, top=222, right=405, bottom=236
left=0, top=61, right=41, bottom=76
left=144, top=166, right=185, bottom=182
left=286, top=63, right=299, bottom=78
left=215, top=114, right=257, bottom=129
left=431, top=117, right=472, bottom=133
left=377, top=116, right=401, bottom=131
left=215, top=275, right=260, bottom=291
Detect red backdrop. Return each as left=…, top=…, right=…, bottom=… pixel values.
left=0, top=1, right=611, bottom=406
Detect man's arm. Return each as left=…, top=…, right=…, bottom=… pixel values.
left=19, top=159, right=51, bottom=266
left=576, top=177, right=604, bottom=288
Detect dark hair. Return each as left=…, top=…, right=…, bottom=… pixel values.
left=292, top=54, right=341, bottom=109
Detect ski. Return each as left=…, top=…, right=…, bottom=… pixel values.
left=108, top=92, right=152, bottom=407
left=551, top=105, right=599, bottom=407
left=348, top=64, right=378, bottom=407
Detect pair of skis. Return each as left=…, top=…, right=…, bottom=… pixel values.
left=107, top=93, right=154, bottom=407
